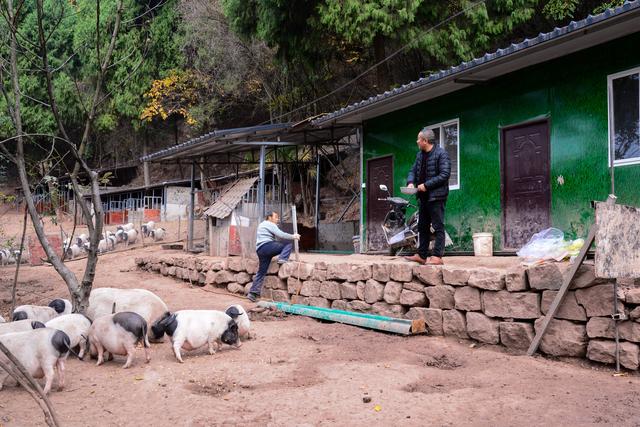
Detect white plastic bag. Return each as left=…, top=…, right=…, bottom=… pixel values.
left=517, top=228, right=567, bottom=261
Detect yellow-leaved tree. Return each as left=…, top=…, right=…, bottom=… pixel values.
left=140, top=70, right=199, bottom=125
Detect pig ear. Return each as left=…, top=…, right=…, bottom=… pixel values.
left=225, top=306, right=241, bottom=319
left=163, top=313, right=177, bottom=326
left=31, top=321, right=46, bottom=329
left=157, top=311, right=172, bottom=324
left=12, top=311, right=27, bottom=321
left=48, top=299, right=65, bottom=314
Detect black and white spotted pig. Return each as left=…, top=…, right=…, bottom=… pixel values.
left=13, top=305, right=54, bottom=323
left=151, top=310, right=239, bottom=363
left=46, top=314, right=92, bottom=359
left=12, top=298, right=71, bottom=323
left=86, top=288, right=169, bottom=342
left=86, top=312, right=150, bottom=369
left=0, top=320, right=45, bottom=336
left=0, top=328, right=71, bottom=394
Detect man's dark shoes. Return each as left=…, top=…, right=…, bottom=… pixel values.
left=247, top=292, right=259, bottom=302
left=404, top=254, right=426, bottom=264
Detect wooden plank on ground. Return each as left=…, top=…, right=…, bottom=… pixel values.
left=527, top=225, right=597, bottom=356
left=291, top=205, right=299, bottom=261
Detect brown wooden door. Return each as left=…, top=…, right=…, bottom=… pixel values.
left=366, top=155, right=394, bottom=252
left=501, top=120, right=551, bottom=249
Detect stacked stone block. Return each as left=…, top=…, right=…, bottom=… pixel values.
left=136, top=255, right=640, bottom=370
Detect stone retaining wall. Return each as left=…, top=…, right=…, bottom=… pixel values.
left=135, top=255, right=640, bottom=370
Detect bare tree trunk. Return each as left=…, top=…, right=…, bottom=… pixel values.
left=299, top=165, right=309, bottom=217
left=6, top=0, right=84, bottom=298
left=33, top=0, right=121, bottom=312
left=143, top=130, right=150, bottom=187
left=373, top=34, right=389, bottom=89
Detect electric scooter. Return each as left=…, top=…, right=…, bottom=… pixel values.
left=377, top=184, right=453, bottom=256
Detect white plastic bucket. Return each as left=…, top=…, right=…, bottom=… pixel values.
left=473, top=233, right=493, bottom=257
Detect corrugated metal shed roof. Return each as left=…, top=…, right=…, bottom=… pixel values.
left=312, top=0, right=640, bottom=126
left=141, top=123, right=291, bottom=162
left=140, top=116, right=355, bottom=163
left=204, top=177, right=258, bottom=219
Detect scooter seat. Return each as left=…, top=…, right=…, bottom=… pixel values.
left=387, top=197, right=409, bottom=206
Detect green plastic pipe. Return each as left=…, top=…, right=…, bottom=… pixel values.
left=257, top=301, right=426, bottom=335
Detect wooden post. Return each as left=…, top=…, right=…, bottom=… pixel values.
left=178, top=216, right=181, bottom=245
left=188, top=161, right=195, bottom=252
left=139, top=218, right=145, bottom=248
left=291, top=205, right=299, bottom=261
left=258, top=145, right=266, bottom=218
left=527, top=225, right=597, bottom=356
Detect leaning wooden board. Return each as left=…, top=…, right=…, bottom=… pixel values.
left=595, top=202, right=640, bottom=278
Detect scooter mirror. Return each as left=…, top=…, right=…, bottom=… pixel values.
left=379, top=184, right=388, bottom=192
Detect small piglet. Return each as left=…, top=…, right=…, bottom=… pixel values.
left=225, top=304, right=251, bottom=341
left=123, top=229, right=138, bottom=246
left=87, top=288, right=169, bottom=342
left=12, top=298, right=71, bottom=322
left=151, top=310, right=239, bottom=363
left=0, top=328, right=71, bottom=394
left=149, top=228, right=166, bottom=241
left=87, top=312, right=150, bottom=368
left=46, top=314, right=92, bottom=359
left=141, top=221, right=155, bottom=237
left=0, top=319, right=45, bottom=336
left=13, top=306, right=54, bottom=323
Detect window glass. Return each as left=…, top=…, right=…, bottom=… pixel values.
left=442, top=124, right=459, bottom=187
left=425, top=120, right=459, bottom=189
left=611, top=72, right=640, bottom=162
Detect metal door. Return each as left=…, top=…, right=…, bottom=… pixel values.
left=501, top=120, right=551, bottom=249
left=366, top=155, right=394, bottom=252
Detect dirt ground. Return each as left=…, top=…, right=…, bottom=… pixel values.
left=1, top=218, right=640, bottom=426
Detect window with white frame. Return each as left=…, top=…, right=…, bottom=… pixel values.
left=424, top=119, right=460, bottom=189
left=608, top=67, right=640, bottom=166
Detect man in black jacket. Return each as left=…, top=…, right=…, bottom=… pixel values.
left=405, top=127, right=451, bottom=265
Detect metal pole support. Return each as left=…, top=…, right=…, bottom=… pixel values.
left=291, top=205, right=299, bottom=261
left=258, top=145, right=266, bottom=218
left=188, top=161, right=195, bottom=251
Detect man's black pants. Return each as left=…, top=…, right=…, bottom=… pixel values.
left=417, top=199, right=446, bottom=259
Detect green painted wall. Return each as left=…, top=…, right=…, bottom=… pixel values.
left=363, top=32, right=640, bottom=251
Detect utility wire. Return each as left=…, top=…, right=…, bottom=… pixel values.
left=262, top=0, right=487, bottom=125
